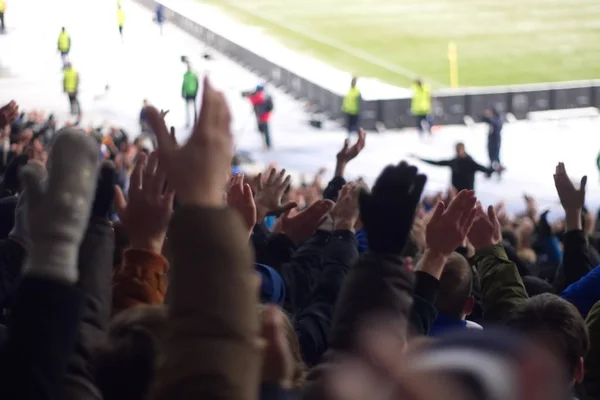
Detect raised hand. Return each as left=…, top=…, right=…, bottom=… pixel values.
left=554, top=162, right=586, bottom=212
left=359, top=162, right=427, bottom=255
left=91, top=161, right=118, bottom=219
left=254, top=167, right=296, bottom=221
left=330, top=182, right=360, bottom=231
left=146, top=76, right=232, bottom=207
left=0, top=101, right=19, bottom=129
left=337, top=128, right=366, bottom=165
left=466, top=203, right=502, bottom=251
left=273, top=200, right=334, bottom=244
left=227, top=173, right=257, bottom=236
left=426, top=190, right=477, bottom=257
left=114, top=152, right=175, bottom=253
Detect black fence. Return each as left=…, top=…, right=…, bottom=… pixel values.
left=138, top=0, right=600, bottom=130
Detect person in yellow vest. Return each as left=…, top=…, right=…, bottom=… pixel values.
left=0, top=0, right=6, bottom=34
left=117, top=6, right=125, bottom=41
left=63, top=63, right=81, bottom=116
left=57, top=27, right=71, bottom=69
left=411, top=78, right=433, bottom=137
left=341, top=76, right=362, bottom=136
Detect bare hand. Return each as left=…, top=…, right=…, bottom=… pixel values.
left=146, top=76, right=233, bottom=207
left=426, top=190, right=477, bottom=257
left=254, top=167, right=296, bottom=221
left=0, top=101, right=19, bottom=129
left=330, top=182, right=360, bottom=230
left=114, top=152, right=175, bottom=253
left=467, top=203, right=502, bottom=251
left=554, top=162, right=586, bottom=212
left=336, top=128, right=366, bottom=164
left=273, top=200, right=334, bottom=244
left=227, top=173, right=257, bottom=236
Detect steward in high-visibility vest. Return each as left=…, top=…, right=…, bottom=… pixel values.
left=63, top=65, right=79, bottom=94
left=341, top=77, right=361, bottom=135
left=117, top=7, right=125, bottom=38
left=411, top=80, right=432, bottom=117
left=58, top=28, right=71, bottom=53
left=411, top=79, right=434, bottom=136
left=0, top=1, right=7, bottom=33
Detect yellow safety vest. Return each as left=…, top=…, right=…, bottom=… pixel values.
left=58, top=32, right=70, bottom=52
left=411, top=84, right=432, bottom=116
left=341, top=87, right=361, bottom=115
left=0, top=1, right=5, bottom=12
left=117, top=9, right=125, bottom=26
left=63, top=68, right=79, bottom=93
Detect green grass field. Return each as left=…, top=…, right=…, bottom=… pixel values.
left=198, top=0, right=600, bottom=88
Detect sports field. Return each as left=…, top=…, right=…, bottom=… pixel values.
left=199, top=0, right=600, bottom=88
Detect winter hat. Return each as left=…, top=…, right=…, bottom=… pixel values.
left=255, top=263, right=285, bottom=306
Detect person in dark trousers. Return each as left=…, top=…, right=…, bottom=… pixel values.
left=154, top=3, right=165, bottom=35
left=243, top=84, right=273, bottom=150
left=63, top=62, right=80, bottom=116
left=0, top=0, right=6, bottom=34
left=412, top=142, right=496, bottom=191
left=341, top=77, right=361, bottom=136
left=57, top=27, right=71, bottom=69
left=181, top=64, right=199, bottom=128
left=482, top=106, right=504, bottom=173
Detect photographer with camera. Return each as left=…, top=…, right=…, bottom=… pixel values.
left=242, top=84, right=273, bottom=151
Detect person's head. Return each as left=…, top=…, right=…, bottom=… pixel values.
left=484, top=108, right=493, bottom=118
left=65, top=62, right=72, bottom=69
left=414, top=78, right=423, bottom=87
left=455, top=142, right=466, bottom=158
left=434, top=252, right=473, bottom=320
left=505, top=293, right=589, bottom=384
left=142, top=99, right=148, bottom=107
left=351, top=77, right=358, bottom=87
left=93, top=305, right=167, bottom=400
left=61, top=27, right=66, bottom=32
left=256, top=84, right=264, bottom=92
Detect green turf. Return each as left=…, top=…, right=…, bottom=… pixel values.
left=197, top=0, right=600, bottom=88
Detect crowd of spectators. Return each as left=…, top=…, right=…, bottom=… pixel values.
left=0, top=77, right=599, bottom=400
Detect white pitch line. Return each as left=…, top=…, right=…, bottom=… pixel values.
left=216, top=0, right=447, bottom=88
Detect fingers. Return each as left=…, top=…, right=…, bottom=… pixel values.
left=146, top=107, right=174, bottom=154
left=429, top=201, right=445, bottom=223
left=487, top=204, right=497, bottom=223
left=129, top=152, right=147, bottom=198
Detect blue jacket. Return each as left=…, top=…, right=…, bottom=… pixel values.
left=561, top=265, right=600, bottom=318
left=429, top=313, right=467, bottom=336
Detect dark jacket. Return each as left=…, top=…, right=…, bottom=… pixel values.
left=419, top=155, right=493, bottom=191
left=62, top=218, right=115, bottom=400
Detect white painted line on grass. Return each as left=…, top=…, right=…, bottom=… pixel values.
left=217, top=0, right=447, bottom=88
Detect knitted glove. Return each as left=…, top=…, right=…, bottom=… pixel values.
left=359, top=162, right=427, bottom=255
left=9, top=161, right=47, bottom=247
left=91, top=161, right=117, bottom=220
left=21, top=128, right=100, bottom=283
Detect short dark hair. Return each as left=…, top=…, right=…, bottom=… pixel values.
left=505, top=293, right=589, bottom=378
left=434, top=252, right=472, bottom=318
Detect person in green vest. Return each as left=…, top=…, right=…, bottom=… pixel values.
left=57, top=27, right=71, bottom=69
left=117, top=6, right=125, bottom=42
left=411, top=78, right=433, bottom=137
left=341, top=76, right=361, bottom=136
left=63, top=62, right=80, bottom=116
left=182, top=64, right=199, bottom=128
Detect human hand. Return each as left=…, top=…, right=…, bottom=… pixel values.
left=335, top=128, right=366, bottom=176
left=254, top=167, right=296, bottom=221
left=523, top=193, right=537, bottom=220
left=0, top=101, right=19, bottom=129
left=227, top=173, right=256, bottom=236
left=426, top=190, right=477, bottom=257
left=466, top=203, right=502, bottom=251
left=359, top=162, right=427, bottom=255
left=330, top=182, right=360, bottom=231
left=536, top=210, right=553, bottom=237
left=146, top=76, right=232, bottom=207
left=273, top=200, right=334, bottom=244
left=554, top=162, right=586, bottom=214
left=114, top=152, right=175, bottom=254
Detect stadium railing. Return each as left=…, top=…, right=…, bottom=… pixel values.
left=137, top=0, right=600, bottom=131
